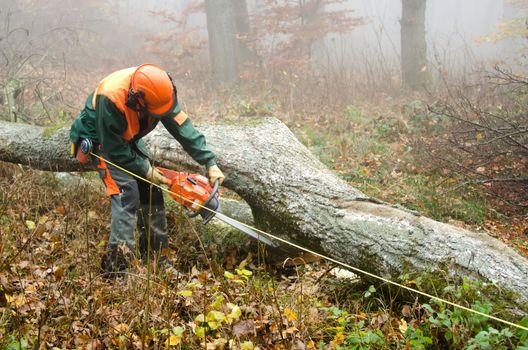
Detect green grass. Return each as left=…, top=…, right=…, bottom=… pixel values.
left=294, top=103, right=492, bottom=226
left=1, top=162, right=527, bottom=349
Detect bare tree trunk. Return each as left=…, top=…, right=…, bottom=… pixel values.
left=0, top=119, right=527, bottom=313
left=233, top=0, right=255, bottom=63
left=2, top=79, right=21, bottom=122
left=299, top=0, right=325, bottom=59
left=401, top=0, right=429, bottom=90
left=205, top=0, right=253, bottom=86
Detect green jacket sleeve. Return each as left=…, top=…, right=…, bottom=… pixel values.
left=95, top=95, right=150, bottom=176
left=70, top=93, right=97, bottom=144
left=161, top=114, right=216, bottom=168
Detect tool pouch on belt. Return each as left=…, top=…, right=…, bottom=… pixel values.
left=70, top=139, right=93, bottom=164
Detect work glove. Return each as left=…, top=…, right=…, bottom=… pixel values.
left=207, top=165, right=225, bottom=185
left=146, top=166, right=171, bottom=186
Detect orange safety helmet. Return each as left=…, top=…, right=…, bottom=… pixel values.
left=126, top=63, right=178, bottom=118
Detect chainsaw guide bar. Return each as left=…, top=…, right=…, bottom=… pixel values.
left=158, top=168, right=277, bottom=247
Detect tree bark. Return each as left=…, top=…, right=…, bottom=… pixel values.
left=1, top=119, right=527, bottom=313
left=205, top=0, right=253, bottom=86
left=401, top=0, right=429, bottom=90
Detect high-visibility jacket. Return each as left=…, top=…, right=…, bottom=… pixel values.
left=70, top=68, right=216, bottom=176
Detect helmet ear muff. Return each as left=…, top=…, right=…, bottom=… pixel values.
left=125, top=87, right=146, bottom=112
left=127, top=65, right=178, bottom=117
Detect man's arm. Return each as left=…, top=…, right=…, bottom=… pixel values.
left=95, top=95, right=150, bottom=176
left=161, top=110, right=216, bottom=168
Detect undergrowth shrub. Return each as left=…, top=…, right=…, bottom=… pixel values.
left=427, top=67, right=528, bottom=216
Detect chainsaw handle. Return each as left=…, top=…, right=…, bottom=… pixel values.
left=187, top=179, right=219, bottom=218
left=210, top=178, right=220, bottom=198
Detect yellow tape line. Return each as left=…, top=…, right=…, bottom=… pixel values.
left=89, top=152, right=528, bottom=332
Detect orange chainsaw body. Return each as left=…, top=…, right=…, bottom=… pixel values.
left=158, top=168, right=277, bottom=247
left=158, top=168, right=219, bottom=223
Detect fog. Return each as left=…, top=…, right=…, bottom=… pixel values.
left=118, top=0, right=527, bottom=67
left=1, top=0, right=526, bottom=113
left=346, top=0, right=521, bottom=61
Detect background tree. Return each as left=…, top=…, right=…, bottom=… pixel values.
left=253, top=0, right=360, bottom=68
left=205, top=0, right=253, bottom=86
left=401, top=0, right=429, bottom=90
left=484, top=0, right=528, bottom=47
left=0, top=0, right=120, bottom=124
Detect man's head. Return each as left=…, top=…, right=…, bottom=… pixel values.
left=126, top=64, right=178, bottom=118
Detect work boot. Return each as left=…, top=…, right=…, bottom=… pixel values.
left=156, top=255, right=181, bottom=278
left=101, top=244, right=132, bottom=279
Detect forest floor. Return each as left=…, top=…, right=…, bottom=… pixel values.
left=1, top=96, right=528, bottom=349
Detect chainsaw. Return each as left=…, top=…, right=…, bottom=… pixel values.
left=158, top=168, right=277, bottom=247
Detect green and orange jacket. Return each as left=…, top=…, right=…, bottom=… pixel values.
left=69, top=68, right=216, bottom=176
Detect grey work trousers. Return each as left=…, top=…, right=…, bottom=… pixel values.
left=94, top=152, right=168, bottom=258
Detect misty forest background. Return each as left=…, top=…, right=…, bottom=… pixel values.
left=1, top=0, right=528, bottom=349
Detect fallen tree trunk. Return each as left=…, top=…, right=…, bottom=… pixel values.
left=1, top=119, right=527, bottom=313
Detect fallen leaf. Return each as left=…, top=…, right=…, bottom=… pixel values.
left=235, top=268, right=252, bottom=277
left=210, top=294, right=224, bottom=309
left=38, top=215, right=48, bottom=225
left=25, top=285, right=36, bottom=294
left=227, top=305, right=242, bottom=321
left=284, top=307, right=298, bottom=322
left=6, top=293, right=25, bottom=307
left=172, top=326, right=184, bottom=337
left=111, top=337, right=124, bottom=349
left=74, top=334, right=96, bottom=347
left=179, top=290, right=192, bottom=297
left=195, top=326, right=205, bottom=337
left=399, top=318, right=408, bottom=333
left=165, top=335, right=181, bottom=346
left=232, top=319, right=255, bottom=336
left=86, top=339, right=98, bottom=350
left=206, top=310, right=226, bottom=322
left=208, top=321, right=221, bottom=330
left=291, top=339, right=306, bottom=350
left=402, top=305, right=411, bottom=318
left=241, top=341, right=254, bottom=350
left=211, top=338, right=227, bottom=349
left=113, top=323, right=129, bottom=334
left=54, top=267, right=65, bottom=281
left=330, top=332, right=345, bottom=346
left=195, top=314, right=205, bottom=324
left=284, top=326, right=298, bottom=335
left=25, top=220, right=36, bottom=230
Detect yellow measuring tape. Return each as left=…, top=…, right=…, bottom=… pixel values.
left=89, top=152, right=528, bottom=332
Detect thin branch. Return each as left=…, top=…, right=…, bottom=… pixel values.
left=34, top=82, right=53, bottom=122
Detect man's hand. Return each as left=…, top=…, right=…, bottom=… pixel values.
left=146, top=166, right=171, bottom=186
left=207, top=165, right=225, bottom=185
